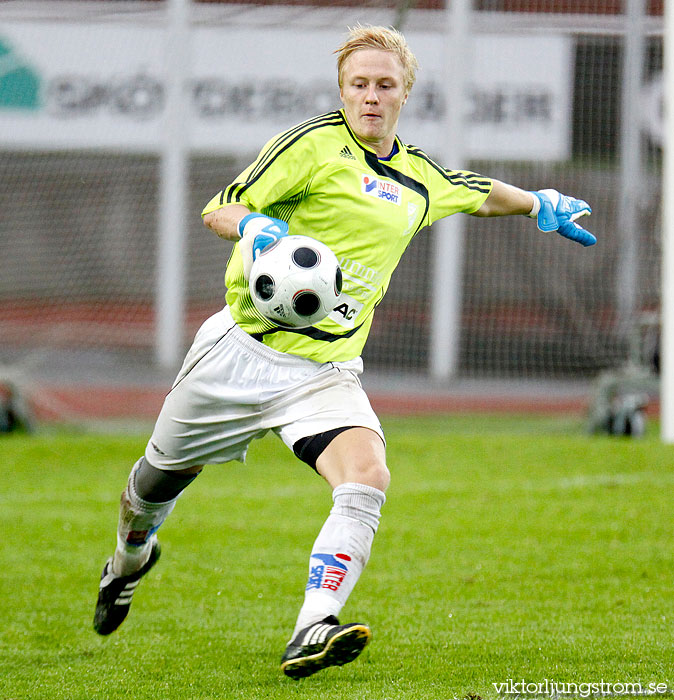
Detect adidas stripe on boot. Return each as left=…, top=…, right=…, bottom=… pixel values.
left=281, top=615, right=371, bottom=679
left=93, top=540, right=161, bottom=635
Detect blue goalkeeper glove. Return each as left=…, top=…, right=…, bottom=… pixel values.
left=237, top=213, right=289, bottom=279
left=529, top=189, right=596, bottom=247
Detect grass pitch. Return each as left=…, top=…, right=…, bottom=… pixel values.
left=2, top=414, right=673, bottom=699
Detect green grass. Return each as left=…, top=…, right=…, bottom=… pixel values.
left=2, top=414, right=673, bottom=699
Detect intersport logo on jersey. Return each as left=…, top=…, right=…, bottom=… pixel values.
left=361, top=175, right=401, bottom=205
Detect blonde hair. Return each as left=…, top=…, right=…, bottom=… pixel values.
left=334, top=24, right=419, bottom=93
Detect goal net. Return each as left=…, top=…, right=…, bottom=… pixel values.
left=0, top=0, right=663, bottom=422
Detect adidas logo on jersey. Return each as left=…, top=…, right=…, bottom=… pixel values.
left=339, top=145, right=356, bottom=160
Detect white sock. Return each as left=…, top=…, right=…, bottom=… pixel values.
left=290, top=482, right=386, bottom=639
left=112, top=460, right=177, bottom=577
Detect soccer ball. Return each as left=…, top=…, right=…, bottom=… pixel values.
left=248, top=235, right=343, bottom=328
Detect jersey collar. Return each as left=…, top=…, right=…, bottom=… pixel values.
left=339, top=108, right=402, bottom=162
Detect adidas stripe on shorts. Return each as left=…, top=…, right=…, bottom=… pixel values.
left=145, top=306, right=384, bottom=470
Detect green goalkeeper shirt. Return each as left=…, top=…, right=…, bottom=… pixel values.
left=201, top=109, right=492, bottom=363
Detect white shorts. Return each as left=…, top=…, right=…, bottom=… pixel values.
left=145, top=307, right=383, bottom=470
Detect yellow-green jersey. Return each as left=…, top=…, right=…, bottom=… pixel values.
left=202, top=109, right=492, bottom=363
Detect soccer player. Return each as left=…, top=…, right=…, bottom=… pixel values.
left=93, top=25, right=595, bottom=678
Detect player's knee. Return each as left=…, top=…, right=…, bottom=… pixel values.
left=315, top=427, right=389, bottom=491
left=369, top=464, right=390, bottom=492
left=350, top=457, right=390, bottom=492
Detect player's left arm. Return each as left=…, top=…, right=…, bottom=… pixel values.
left=473, top=179, right=596, bottom=247
left=472, top=180, right=532, bottom=217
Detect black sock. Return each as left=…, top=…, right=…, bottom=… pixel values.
left=134, top=458, right=201, bottom=502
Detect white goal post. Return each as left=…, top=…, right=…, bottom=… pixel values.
left=661, top=0, right=674, bottom=442
left=157, top=0, right=190, bottom=369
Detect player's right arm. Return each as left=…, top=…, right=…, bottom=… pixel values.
left=202, top=203, right=250, bottom=241
left=203, top=202, right=290, bottom=279
left=201, top=123, right=314, bottom=243
left=202, top=114, right=328, bottom=228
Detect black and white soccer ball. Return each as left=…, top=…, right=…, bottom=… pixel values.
left=248, top=235, right=343, bottom=328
